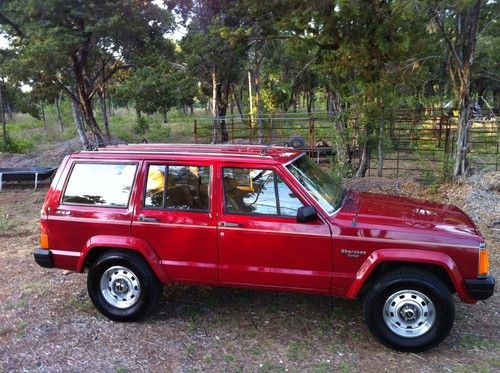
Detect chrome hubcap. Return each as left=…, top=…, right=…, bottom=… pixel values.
left=383, top=290, right=435, bottom=338
left=100, top=266, right=141, bottom=309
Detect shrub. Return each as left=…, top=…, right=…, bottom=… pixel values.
left=0, top=137, right=35, bottom=153
left=133, top=116, right=150, bottom=135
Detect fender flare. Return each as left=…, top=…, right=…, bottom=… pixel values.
left=76, top=235, right=168, bottom=283
left=345, top=249, right=475, bottom=304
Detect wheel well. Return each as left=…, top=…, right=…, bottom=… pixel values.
left=83, top=247, right=145, bottom=271
left=358, top=261, right=456, bottom=298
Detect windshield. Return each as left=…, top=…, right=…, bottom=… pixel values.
left=286, top=155, right=344, bottom=214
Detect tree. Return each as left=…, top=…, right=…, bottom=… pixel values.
left=168, top=0, right=248, bottom=143
left=428, top=0, right=483, bottom=179
left=0, top=0, right=173, bottom=145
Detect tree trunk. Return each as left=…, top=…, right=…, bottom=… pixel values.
left=211, top=69, right=218, bottom=143
left=327, top=89, right=334, bottom=115
left=307, top=90, right=314, bottom=114
left=5, top=101, right=13, bottom=120
left=330, top=91, right=348, bottom=171
left=377, top=112, right=385, bottom=177
left=99, top=89, right=111, bottom=142
left=430, top=0, right=481, bottom=180
left=72, top=55, right=105, bottom=145
left=217, top=80, right=230, bottom=143
left=41, top=101, right=47, bottom=130
left=107, top=93, right=113, bottom=117
left=70, top=88, right=90, bottom=149
left=356, top=124, right=370, bottom=178
left=231, top=86, right=244, bottom=121
left=162, top=110, right=168, bottom=124
left=454, top=86, right=471, bottom=177
left=494, top=89, right=500, bottom=110
left=0, top=82, right=7, bottom=146
left=55, top=94, right=64, bottom=132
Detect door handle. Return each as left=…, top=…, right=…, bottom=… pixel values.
left=139, top=216, right=159, bottom=223
left=219, top=221, right=240, bottom=227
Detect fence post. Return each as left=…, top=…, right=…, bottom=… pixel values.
left=194, top=119, right=198, bottom=144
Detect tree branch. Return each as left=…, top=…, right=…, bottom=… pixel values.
left=429, top=8, right=463, bottom=70
left=88, top=64, right=131, bottom=99
left=0, top=13, right=24, bottom=37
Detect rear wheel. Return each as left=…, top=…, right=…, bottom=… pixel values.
left=87, top=250, right=162, bottom=321
left=363, top=268, right=454, bottom=351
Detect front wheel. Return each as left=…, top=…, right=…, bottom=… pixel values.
left=364, top=268, right=455, bottom=352
left=87, top=250, right=162, bottom=321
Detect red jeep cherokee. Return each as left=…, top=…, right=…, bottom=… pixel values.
left=34, top=144, right=494, bottom=351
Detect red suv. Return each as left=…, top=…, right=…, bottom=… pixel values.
left=34, top=144, right=494, bottom=351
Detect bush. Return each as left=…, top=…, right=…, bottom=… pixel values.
left=0, top=137, right=35, bottom=153
left=133, top=116, right=150, bottom=135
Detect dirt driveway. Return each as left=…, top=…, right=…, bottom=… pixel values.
left=0, top=177, right=498, bottom=372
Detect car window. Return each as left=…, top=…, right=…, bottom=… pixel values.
left=223, top=167, right=303, bottom=216
left=144, top=165, right=210, bottom=211
left=62, top=163, right=136, bottom=207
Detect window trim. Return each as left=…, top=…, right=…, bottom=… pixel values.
left=222, top=166, right=304, bottom=218
left=142, top=163, right=211, bottom=213
left=61, top=161, right=138, bottom=209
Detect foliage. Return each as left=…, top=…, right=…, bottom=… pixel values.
left=0, top=135, right=34, bottom=153
left=0, top=0, right=497, bottom=179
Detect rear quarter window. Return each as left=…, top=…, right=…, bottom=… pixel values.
left=62, top=163, right=137, bottom=208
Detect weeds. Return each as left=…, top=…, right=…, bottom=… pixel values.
left=286, top=340, right=309, bottom=361
left=0, top=210, right=17, bottom=235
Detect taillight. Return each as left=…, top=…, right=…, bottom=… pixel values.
left=39, top=220, right=49, bottom=249
left=478, top=243, right=489, bottom=277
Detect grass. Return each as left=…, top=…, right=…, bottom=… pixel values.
left=15, top=321, right=29, bottom=337
left=460, top=335, right=500, bottom=350
left=0, top=209, right=17, bottom=235
left=286, top=340, right=310, bottom=361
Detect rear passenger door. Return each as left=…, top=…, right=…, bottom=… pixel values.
left=131, top=160, right=218, bottom=283
left=217, top=164, right=333, bottom=292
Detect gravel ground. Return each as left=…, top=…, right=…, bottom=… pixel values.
left=0, top=171, right=498, bottom=372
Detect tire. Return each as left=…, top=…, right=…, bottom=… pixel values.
left=363, top=267, right=454, bottom=352
left=87, top=250, right=162, bottom=321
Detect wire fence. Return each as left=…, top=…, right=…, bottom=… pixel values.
left=192, top=109, right=499, bottom=177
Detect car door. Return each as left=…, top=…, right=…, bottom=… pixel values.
left=131, top=160, right=218, bottom=283
left=217, top=162, right=333, bottom=292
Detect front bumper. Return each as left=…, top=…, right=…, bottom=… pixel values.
left=465, top=275, right=495, bottom=300
left=34, top=248, right=53, bottom=268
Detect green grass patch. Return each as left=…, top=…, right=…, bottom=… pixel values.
left=0, top=210, right=17, bottom=235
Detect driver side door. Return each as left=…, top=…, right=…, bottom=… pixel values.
left=217, top=163, right=333, bottom=292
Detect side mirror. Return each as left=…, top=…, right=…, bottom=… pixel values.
left=297, top=205, right=317, bottom=223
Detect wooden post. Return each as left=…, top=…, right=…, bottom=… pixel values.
left=248, top=71, right=254, bottom=128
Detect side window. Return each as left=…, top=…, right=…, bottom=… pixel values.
left=62, top=163, right=137, bottom=207
left=276, top=175, right=303, bottom=217
left=223, top=168, right=303, bottom=216
left=144, top=165, right=210, bottom=211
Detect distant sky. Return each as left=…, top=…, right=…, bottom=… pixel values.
left=0, top=33, right=8, bottom=49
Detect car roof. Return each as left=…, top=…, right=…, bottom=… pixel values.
left=76, top=144, right=303, bottom=164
